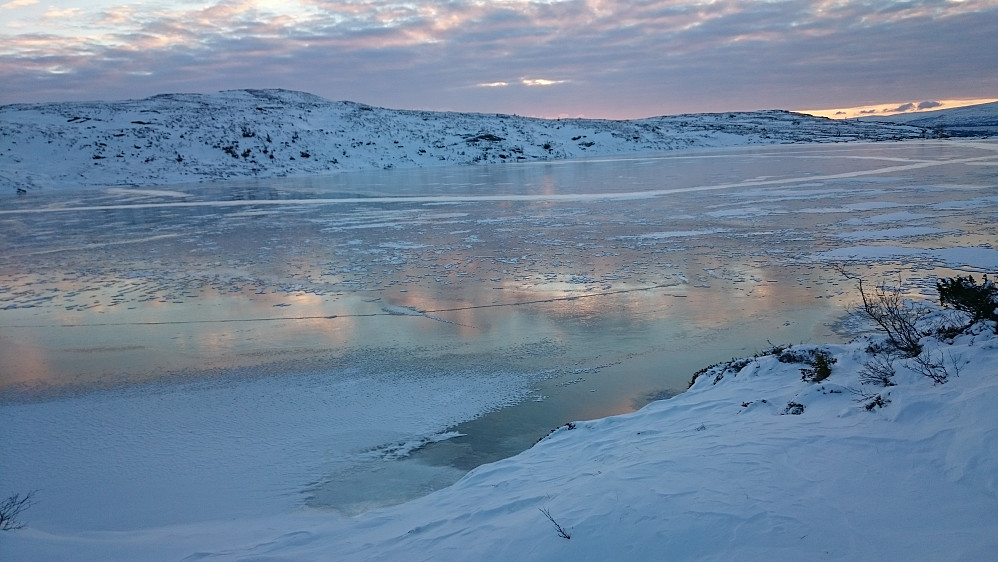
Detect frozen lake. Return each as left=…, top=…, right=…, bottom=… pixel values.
left=2, top=140, right=997, bottom=529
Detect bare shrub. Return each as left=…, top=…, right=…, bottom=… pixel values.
left=907, top=349, right=960, bottom=385
left=837, top=267, right=926, bottom=357
left=0, top=491, right=35, bottom=531
left=847, top=384, right=893, bottom=410
left=859, top=350, right=898, bottom=387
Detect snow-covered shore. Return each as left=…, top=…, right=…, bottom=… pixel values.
left=3, top=306, right=997, bottom=560
left=0, top=89, right=939, bottom=191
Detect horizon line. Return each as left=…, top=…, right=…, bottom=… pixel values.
left=3, top=90, right=995, bottom=122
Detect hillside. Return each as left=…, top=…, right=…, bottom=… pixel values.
left=857, top=101, right=998, bottom=136
left=0, top=89, right=938, bottom=191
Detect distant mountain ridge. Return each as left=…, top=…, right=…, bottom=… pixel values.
left=855, top=101, right=998, bottom=136
left=0, top=89, right=961, bottom=191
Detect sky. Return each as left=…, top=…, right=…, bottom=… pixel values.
left=1, top=0, right=996, bottom=119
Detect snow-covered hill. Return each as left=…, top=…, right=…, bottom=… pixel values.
left=857, top=101, right=998, bottom=136
left=0, top=89, right=938, bottom=191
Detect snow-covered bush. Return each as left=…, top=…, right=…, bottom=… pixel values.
left=687, top=357, right=753, bottom=387
left=776, top=347, right=837, bottom=382
left=937, top=275, right=998, bottom=332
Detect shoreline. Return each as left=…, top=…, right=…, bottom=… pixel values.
left=3, top=310, right=996, bottom=559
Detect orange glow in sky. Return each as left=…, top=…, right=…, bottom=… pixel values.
left=797, top=98, right=998, bottom=120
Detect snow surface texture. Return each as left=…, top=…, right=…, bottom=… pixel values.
left=4, top=314, right=997, bottom=560
left=0, top=89, right=940, bottom=191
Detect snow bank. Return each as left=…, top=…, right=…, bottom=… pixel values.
left=4, top=314, right=997, bottom=560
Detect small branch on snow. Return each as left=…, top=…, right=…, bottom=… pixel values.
left=540, top=507, right=572, bottom=540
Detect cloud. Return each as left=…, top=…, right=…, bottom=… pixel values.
left=521, top=78, right=567, bottom=87
left=0, top=0, right=38, bottom=10
left=42, top=7, right=86, bottom=21
left=917, top=100, right=942, bottom=110
left=1, top=0, right=996, bottom=118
